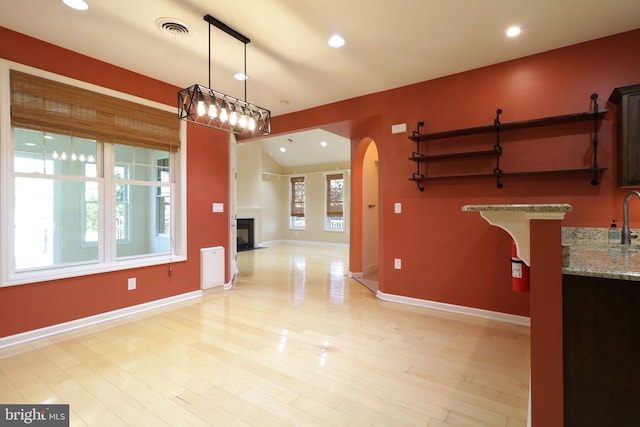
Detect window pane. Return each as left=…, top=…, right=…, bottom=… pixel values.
left=156, top=158, right=171, bottom=235
left=14, top=129, right=97, bottom=177
left=116, top=184, right=171, bottom=258
left=84, top=182, right=99, bottom=242
left=15, top=177, right=99, bottom=270
left=290, top=217, right=306, bottom=228
left=115, top=145, right=168, bottom=182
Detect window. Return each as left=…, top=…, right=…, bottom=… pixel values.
left=1, top=67, right=183, bottom=286
left=289, top=176, right=305, bottom=229
left=325, top=173, right=344, bottom=231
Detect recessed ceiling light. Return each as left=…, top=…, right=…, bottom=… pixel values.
left=279, top=147, right=286, bottom=153
left=234, top=72, right=248, bottom=81
left=506, top=26, right=521, bottom=38
left=63, top=0, right=89, bottom=10
left=320, top=141, right=327, bottom=147
left=328, top=34, right=346, bottom=48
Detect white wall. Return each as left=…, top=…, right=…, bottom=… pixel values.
left=236, top=140, right=350, bottom=245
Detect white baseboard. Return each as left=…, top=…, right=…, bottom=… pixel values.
left=1, top=284, right=528, bottom=351
left=348, top=271, right=363, bottom=278
left=376, top=290, right=530, bottom=326
left=0, top=290, right=207, bottom=350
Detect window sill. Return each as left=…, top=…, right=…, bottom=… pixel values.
left=2, top=254, right=186, bottom=287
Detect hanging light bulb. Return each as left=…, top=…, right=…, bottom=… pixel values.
left=229, top=111, right=238, bottom=126
left=79, top=154, right=86, bottom=162
left=197, top=100, right=206, bottom=116
left=60, top=152, right=67, bottom=160
left=52, top=150, right=59, bottom=159
left=248, top=117, right=256, bottom=131
left=239, top=113, right=248, bottom=128
left=208, top=103, right=217, bottom=118
left=71, top=153, right=78, bottom=161
left=87, top=155, right=95, bottom=163
left=219, top=106, right=228, bottom=122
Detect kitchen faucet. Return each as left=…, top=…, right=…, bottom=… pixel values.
left=622, top=190, right=640, bottom=245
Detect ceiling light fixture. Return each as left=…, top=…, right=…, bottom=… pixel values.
left=320, top=141, right=327, bottom=147
left=178, top=15, right=271, bottom=137
left=328, top=34, right=346, bottom=48
left=63, top=0, right=89, bottom=10
left=506, top=26, right=521, bottom=37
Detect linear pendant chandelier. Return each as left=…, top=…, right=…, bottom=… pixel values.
left=178, top=15, right=271, bottom=136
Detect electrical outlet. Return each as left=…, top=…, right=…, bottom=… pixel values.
left=394, top=258, right=402, bottom=270
left=128, top=277, right=136, bottom=290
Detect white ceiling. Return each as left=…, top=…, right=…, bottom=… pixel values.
left=261, top=129, right=351, bottom=169
left=3, top=0, right=639, bottom=167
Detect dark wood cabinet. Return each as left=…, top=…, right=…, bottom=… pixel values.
left=562, top=274, right=640, bottom=426
left=609, top=84, right=640, bottom=187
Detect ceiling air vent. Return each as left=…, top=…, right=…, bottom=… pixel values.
left=156, top=18, right=190, bottom=38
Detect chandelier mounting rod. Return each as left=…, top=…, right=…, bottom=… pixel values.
left=203, top=15, right=250, bottom=45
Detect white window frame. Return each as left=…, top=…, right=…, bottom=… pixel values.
left=0, top=60, right=187, bottom=287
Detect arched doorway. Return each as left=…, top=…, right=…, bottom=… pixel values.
left=351, top=137, right=379, bottom=293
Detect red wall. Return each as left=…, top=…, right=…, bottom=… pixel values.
left=273, top=29, right=640, bottom=317
left=0, top=28, right=229, bottom=338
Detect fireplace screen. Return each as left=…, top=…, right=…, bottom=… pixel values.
left=237, top=218, right=254, bottom=251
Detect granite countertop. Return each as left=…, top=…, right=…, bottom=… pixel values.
left=563, top=227, right=640, bottom=281
left=462, top=203, right=572, bottom=213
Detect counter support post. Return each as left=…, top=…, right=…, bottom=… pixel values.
left=530, top=219, right=564, bottom=426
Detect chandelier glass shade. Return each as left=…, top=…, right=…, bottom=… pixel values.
left=178, top=15, right=271, bottom=137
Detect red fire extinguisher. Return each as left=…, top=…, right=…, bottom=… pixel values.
left=511, top=240, right=530, bottom=292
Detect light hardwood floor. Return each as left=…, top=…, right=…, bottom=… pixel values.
left=0, top=243, right=530, bottom=426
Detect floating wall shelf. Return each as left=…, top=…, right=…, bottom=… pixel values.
left=408, top=94, right=607, bottom=191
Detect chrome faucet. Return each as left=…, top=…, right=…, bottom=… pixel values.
left=622, top=190, right=640, bottom=245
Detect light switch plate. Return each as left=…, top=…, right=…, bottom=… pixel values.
left=391, top=123, right=408, bottom=134
left=394, top=203, right=402, bottom=213
left=212, top=203, right=224, bottom=213
left=394, top=258, right=402, bottom=269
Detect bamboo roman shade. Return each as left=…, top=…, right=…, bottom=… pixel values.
left=326, top=173, right=344, bottom=217
left=290, top=177, right=305, bottom=217
left=10, top=70, right=180, bottom=152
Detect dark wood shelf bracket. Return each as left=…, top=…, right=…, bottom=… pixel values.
left=411, top=121, right=426, bottom=191
left=493, top=108, right=504, bottom=189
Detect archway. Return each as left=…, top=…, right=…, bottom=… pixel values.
left=350, top=137, right=379, bottom=293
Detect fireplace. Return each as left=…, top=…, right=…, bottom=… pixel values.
left=237, top=218, right=254, bottom=251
